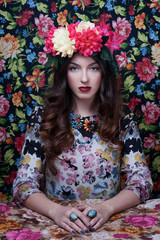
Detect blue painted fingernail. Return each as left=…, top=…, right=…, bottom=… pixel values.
left=81, top=230, right=85, bottom=234
left=85, top=229, right=89, bottom=233
left=88, top=225, right=92, bottom=229
left=72, top=230, right=76, bottom=233
left=91, top=228, right=95, bottom=232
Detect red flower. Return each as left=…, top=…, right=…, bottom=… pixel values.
left=95, top=13, right=112, bottom=25
left=141, top=101, right=160, bottom=124
left=15, top=133, right=25, bottom=154
left=144, top=134, right=158, bottom=149
left=4, top=170, right=17, bottom=185
left=158, top=89, right=160, bottom=100
left=125, top=215, right=158, bottom=227
left=16, top=10, right=34, bottom=27
left=0, top=127, right=7, bottom=143
left=51, top=2, right=57, bottom=12
left=112, top=17, right=132, bottom=41
left=128, top=97, right=141, bottom=111
left=129, top=5, right=135, bottom=15
left=35, top=14, right=54, bottom=38
left=135, top=57, right=158, bottom=82
left=6, top=83, right=12, bottom=93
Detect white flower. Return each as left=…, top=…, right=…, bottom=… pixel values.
left=52, top=27, right=75, bottom=57
left=75, top=21, right=95, bottom=32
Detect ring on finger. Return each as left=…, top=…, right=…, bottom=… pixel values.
left=87, top=209, right=97, bottom=219
left=69, top=212, right=79, bottom=222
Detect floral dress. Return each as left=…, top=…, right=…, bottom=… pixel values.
left=13, top=106, right=153, bottom=206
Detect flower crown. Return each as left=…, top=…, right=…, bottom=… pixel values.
left=43, top=21, right=121, bottom=75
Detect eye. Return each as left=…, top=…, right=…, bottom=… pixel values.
left=90, top=66, right=100, bottom=71
left=68, top=66, right=79, bottom=71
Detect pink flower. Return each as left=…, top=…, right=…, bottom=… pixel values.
left=144, top=134, right=159, bottom=149
left=128, top=97, right=141, bottom=111
left=141, top=101, right=160, bottom=124
left=38, top=52, right=48, bottom=65
left=105, top=31, right=123, bottom=53
left=112, top=17, right=132, bottom=40
left=125, top=215, right=158, bottom=227
left=0, top=95, right=10, bottom=116
left=74, top=25, right=104, bottom=57
left=6, top=228, right=42, bottom=240
left=35, top=14, right=54, bottom=38
left=0, top=204, right=12, bottom=213
left=155, top=204, right=160, bottom=210
left=135, top=57, right=158, bottom=82
left=114, top=233, right=131, bottom=239
left=95, top=13, right=112, bottom=25
left=116, top=51, right=130, bottom=68
left=0, top=58, right=6, bottom=72
left=0, top=127, right=7, bottom=143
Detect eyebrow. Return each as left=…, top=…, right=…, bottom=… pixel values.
left=69, top=61, right=98, bottom=66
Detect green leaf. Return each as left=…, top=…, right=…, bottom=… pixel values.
left=11, top=123, right=19, bottom=131
left=33, top=36, right=44, bottom=45
left=153, top=157, right=160, bottom=172
left=132, top=47, right=141, bottom=56
left=153, top=15, right=160, bottom=23
left=0, top=178, right=5, bottom=187
left=0, top=85, right=4, bottom=94
left=59, top=0, right=67, bottom=9
left=144, top=90, right=155, bottom=101
left=4, top=149, right=14, bottom=166
left=20, top=39, right=26, bottom=47
left=37, top=3, right=48, bottom=13
left=124, top=75, right=135, bottom=90
left=0, top=10, right=13, bottom=21
left=0, top=118, right=7, bottom=125
left=139, top=120, right=157, bottom=131
left=47, top=72, right=54, bottom=86
left=75, top=13, right=90, bottom=21
left=30, top=94, right=44, bottom=105
left=6, top=21, right=17, bottom=29
left=99, top=1, right=105, bottom=8
left=100, top=46, right=113, bottom=62
left=14, top=79, right=22, bottom=90
left=16, top=109, right=26, bottom=119
left=22, top=0, right=27, bottom=4
left=138, top=32, right=148, bottom=42
left=32, top=65, right=45, bottom=70
left=120, top=42, right=128, bottom=49
left=115, top=6, right=126, bottom=16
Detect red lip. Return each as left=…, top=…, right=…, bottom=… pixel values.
left=79, top=87, right=91, bottom=92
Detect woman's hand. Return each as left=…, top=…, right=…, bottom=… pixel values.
left=76, top=201, right=113, bottom=231
left=49, top=204, right=90, bottom=234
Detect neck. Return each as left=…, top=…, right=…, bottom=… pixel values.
left=73, top=99, right=99, bottom=117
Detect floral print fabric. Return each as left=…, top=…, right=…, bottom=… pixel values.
left=0, top=0, right=160, bottom=202
left=13, top=106, right=153, bottom=205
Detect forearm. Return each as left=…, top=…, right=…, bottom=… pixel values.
left=101, top=190, right=141, bottom=216
left=23, top=192, right=58, bottom=219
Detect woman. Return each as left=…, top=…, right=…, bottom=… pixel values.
left=13, top=21, right=153, bottom=234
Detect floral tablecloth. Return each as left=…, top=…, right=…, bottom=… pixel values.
left=0, top=199, right=160, bottom=240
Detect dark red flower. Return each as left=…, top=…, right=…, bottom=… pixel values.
left=15, top=133, right=25, bottom=154
left=16, top=10, right=34, bottom=27
left=6, top=83, right=12, bottom=93
left=4, top=170, right=17, bottom=185
left=51, top=2, right=57, bottom=12
left=129, top=5, right=135, bottom=15
left=128, top=97, right=141, bottom=111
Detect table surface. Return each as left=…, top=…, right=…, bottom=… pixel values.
left=0, top=198, right=160, bottom=240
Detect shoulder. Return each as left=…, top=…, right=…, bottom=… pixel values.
left=29, top=106, right=44, bottom=127
left=120, top=105, right=137, bottom=132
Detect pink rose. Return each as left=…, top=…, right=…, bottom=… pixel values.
left=0, top=204, right=12, bottom=213
left=112, top=17, right=132, bottom=40
left=0, top=127, right=7, bottom=142
left=125, top=215, right=158, bottom=227
left=6, top=229, right=42, bottom=240
left=0, top=59, right=6, bottom=72
left=38, top=52, right=48, bottom=65
left=35, top=14, right=54, bottom=38
left=135, top=57, right=158, bottom=82
left=144, top=134, right=159, bottom=149
left=116, top=51, right=130, bottom=68
left=141, top=101, right=160, bottom=124
left=105, top=31, right=123, bottom=53
left=0, top=95, right=10, bottom=116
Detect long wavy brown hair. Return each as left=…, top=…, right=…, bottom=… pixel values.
left=40, top=54, right=124, bottom=174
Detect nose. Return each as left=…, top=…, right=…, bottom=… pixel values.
left=81, top=69, right=88, bottom=83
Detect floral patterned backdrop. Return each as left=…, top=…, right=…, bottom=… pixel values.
left=0, top=0, right=160, bottom=202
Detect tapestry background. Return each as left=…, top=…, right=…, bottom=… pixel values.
left=0, top=0, right=160, bottom=202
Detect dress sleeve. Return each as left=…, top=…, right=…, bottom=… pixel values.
left=120, top=107, right=153, bottom=201
left=13, top=106, right=45, bottom=207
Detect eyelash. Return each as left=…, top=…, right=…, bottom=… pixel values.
left=69, top=66, right=100, bottom=71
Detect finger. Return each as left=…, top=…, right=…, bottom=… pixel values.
left=92, top=217, right=104, bottom=231
left=59, top=221, right=77, bottom=234
left=65, top=218, right=88, bottom=234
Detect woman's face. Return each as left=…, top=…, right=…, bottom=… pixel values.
left=67, top=53, right=102, bottom=104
